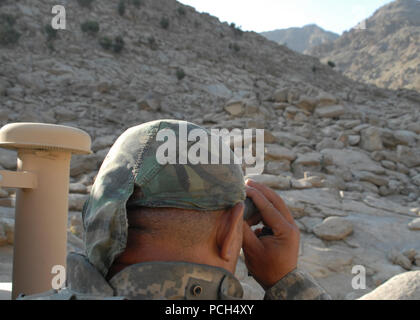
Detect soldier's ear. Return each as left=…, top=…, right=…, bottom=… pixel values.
left=216, top=203, right=244, bottom=262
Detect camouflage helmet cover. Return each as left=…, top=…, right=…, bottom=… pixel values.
left=82, top=120, right=246, bottom=276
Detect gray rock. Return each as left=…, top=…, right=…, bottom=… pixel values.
left=321, top=149, right=385, bottom=174
left=68, top=194, right=89, bottom=212
left=313, top=216, right=354, bottom=241
left=224, top=102, right=244, bottom=116
left=388, top=249, right=412, bottom=270
left=264, top=161, right=291, bottom=174
left=381, top=160, right=396, bottom=171
left=315, top=105, right=345, bottom=118
left=360, top=271, right=420, bottom=300
left=402, top=249, right=418, bottom=262
left=296, top=95, right=317, bottom=112
left=138, top=93, right=161, bottom=112
left=69, top=215, right=84, bottom=238
left=303, top=175, right=325, bottom=187
left=408, top=218, right=420, bottom=231
left=70, top=154, right=99, bottom=177
left=69, top=183, right=88, bottom=194
left=294, top=152, right=323, bottom=166
left=291, top=178, right=313, bottom=190
left=355, top=171, right=388, bottom=187
left=316, top=138, right=344, bottom=151
left=348, top=135, right=360, bottom=146
left=55, top=107, right=78, bottom=122
left=393, top=130, right=417, bottom=147
left=0, top=110, right=9, bottom=122
left=411, top=174, right=420, bottom=187
left=0, top=218, right=14, bottom=246
left=315, top=92, right=338, bottom=107
left=273, top=89, right=288, bottom=102
left=273, top=132, right=306, bottom=146
left=360, top=127, right=384, bottom=151
left=0, top=149, right=16, bottom=170
left=202, top=83, right=232, bottom=99
left=397, top=146, right=420, bottom=168
left=92, top=135, right=116, bottom=152
left=299, top=217, right=323, bottom=232
left=246, top=174, right=291, bottom=190
left=406, top=123, right=420, bottom=134
left=264, top=144, right=296, bottom=161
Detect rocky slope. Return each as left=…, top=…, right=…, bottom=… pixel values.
left=261, top=24, right=339, bottom=53
left=308, top=0, right=420, bottom=91
left=0, top=0, right=420, bottom=300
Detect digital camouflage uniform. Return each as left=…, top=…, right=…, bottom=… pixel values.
left=19, top=120, right=330, bottom=300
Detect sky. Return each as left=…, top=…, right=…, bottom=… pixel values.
left=177, top=0, right=395, bottom=34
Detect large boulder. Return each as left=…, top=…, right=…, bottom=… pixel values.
left=360, top=127, right=384, bottom=151
left=397, top=146, right=420, bottom=168
left=360, top=271, right=420, bottom=300
left=313, top=216, right=354, bottom=241
left=264, top=144, right=296, bottom=161
left=247, top=174, right=291, bottom=190
left=321, top=149, right=385, bottom=174
left=315, top=105, right=345, bottom=118
left=408, top=218, right=420, bottom=231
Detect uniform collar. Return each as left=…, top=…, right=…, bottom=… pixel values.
left=108, top=261, right=244, bottom=300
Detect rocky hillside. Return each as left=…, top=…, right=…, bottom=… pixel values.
left=261, top=24, right=339, bottom=53
left=308, top=0, right=420, bottom=91
left=0, top=0, right=420, bottom=300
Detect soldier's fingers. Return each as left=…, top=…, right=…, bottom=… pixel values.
left=246, top=186, right=290, bottom=235
left=246, top=179, right=295, bottom=226
left=242, top=222, right=263, bottom=255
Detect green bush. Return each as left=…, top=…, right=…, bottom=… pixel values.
left=229, top=42, right=240, bottom=52
left=176, top=68, right=186, bottom=80
left=0, top=14, right=16, bottom=26
left=327, top=60, right=336, bottom=68
left=81, top=21, right=99, bottom=35
left=113, top=36, right=125, bottom=53
left=147, top=36, right=157, bottom=50
left=99, top=36, right=112, bottom=50
left=160, top=17, right=169, bottom=29
left=148, top=36, right=155, bottom=45
left=77, top=0, right=94, bottom=8
left=230, top=22, right=243, bottom=36
left=99, top=36, right=124, bottom=53
left=118, top=0, right=126, bottom=16
left=131, top=0, right=142, bottom=8
left=0, top=14, right=20, bottom=46
left=45, top=24, right=58, bottom=41
left=177, top=7, right=186, bottom=16
left=47, top=41, right=55, bottom=52
left=0, top=25, right=20, bottom=45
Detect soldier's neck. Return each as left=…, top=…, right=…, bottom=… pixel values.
left=107, top=241, right=235, bottom=280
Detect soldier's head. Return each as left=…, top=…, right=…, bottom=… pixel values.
left=82, top=120, right=246, bottom=279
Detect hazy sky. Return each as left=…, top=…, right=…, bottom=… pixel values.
left=177, top=0, right=395, bottom=34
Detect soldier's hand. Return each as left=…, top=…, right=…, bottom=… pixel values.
left=242, top=179, right=300, bottom=290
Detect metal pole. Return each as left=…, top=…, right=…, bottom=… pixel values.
left=0, top=123, right=91, bottom=299
left=12, top=149, right=71, bottom=299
